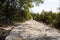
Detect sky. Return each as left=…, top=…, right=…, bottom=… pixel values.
left=30, top=0, right=60, bottom=13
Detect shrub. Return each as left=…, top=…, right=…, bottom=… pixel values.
left=53, top=12, right=60, bottom=29
left=32, top=11, right=60, bottom=29
left=34, top=13, right=40, bottom=21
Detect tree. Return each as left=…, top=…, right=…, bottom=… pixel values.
left=0, top=0, right=17, bottom=25
left=34, top=13, right=40, bottom=21
left=54, top=12, right=60, bottom=27
left=0, top=0, right=43, bottom=25
left=18, top=0, right=43, bottom=21
left=19, top=0, right=43, bottom=10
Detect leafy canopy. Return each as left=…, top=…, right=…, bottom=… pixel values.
left=0, top=0, right=43, bottom=25
left=19, top=0, right=43, bottom=10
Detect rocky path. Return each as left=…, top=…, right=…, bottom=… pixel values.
left=5, top=20, right=60, bottom=40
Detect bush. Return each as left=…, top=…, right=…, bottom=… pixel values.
left=25, top=11, right=32, bottom=20
left=32, top=11, right=60, bottom=29
left=34, top=13, right=40, bottom=21
left=14, top=9, right=32, bottom=22
left=53, top=12, right=60, bottom=29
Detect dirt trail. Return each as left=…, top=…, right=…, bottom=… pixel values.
left=5, top=20, right=60, bottom=40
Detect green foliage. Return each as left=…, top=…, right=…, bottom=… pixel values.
left=34, top=13, right=40, bottom=21
left=39, top=11, right=57, bottom=24
left=53, top=12, right=60, bottom=28
left=25, top=11, right=32, bottom=20
left=12, top=9, right=32, bottom=22
left=0, top=0, right=43, bottom=26
left=32, top=11, right=60, bottom=29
